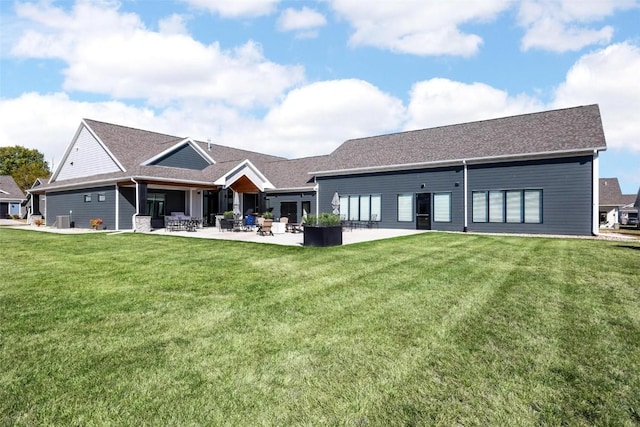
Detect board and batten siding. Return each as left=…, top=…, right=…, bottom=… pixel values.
left=151, top=144, right=211, bottom=170
left=467, top=156, right=594, bottom=236
left=317, top=166, right=464, bottom=231
left=46, top=186, right=116, bottom=229
left=55, top=125, right=122, bottom=181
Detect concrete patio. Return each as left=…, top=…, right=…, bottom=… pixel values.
left=0, top=219, right=427, bottom=246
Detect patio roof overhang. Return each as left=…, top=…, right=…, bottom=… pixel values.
left=214, top=159, right=274, bottom=193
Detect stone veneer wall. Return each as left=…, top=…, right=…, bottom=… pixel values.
left=134, top=215, right=152, bottom=232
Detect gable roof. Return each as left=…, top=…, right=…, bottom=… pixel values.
left=0, top=175, right=26, bottom=200
left=314, top=104, right=606, bottom=175
left=599, top=178, right=638, bottom=207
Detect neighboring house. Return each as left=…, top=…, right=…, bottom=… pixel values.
left=22, top=177, right=48, bottom=222
left=0, top=175, right=26, bottom=218
left=599, top=178, right=639, bottom=228
left=30, top=104, right=606, bottom=235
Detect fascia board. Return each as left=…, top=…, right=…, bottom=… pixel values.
left=141, top=138, right=215, bottom=166
left=50, top=121, right=126, bottom=182
left=213, top=160, right=274, bottom=190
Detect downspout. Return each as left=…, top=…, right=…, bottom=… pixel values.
left=115, top=183, right=119, bottom=231
left=463, top=160, right=468, bottom=232
left=314, top=177, right=319, bottom=220
left=592, top=150, right=599, bottom=236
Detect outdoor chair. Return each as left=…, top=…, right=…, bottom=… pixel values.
left=258, top=219, right=273, bottom=236
left=287, top=216, right=305, bottom=233
left=366, top=214, right=379, bottom=228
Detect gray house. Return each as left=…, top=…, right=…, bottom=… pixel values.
left=30, top=104, right=606, bottom=235
left=0, top=175, right=26, bottom=219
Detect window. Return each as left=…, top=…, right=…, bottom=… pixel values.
left=433, top=193, right=451, bottom=222
left=506, top=191, right=522, bottom=223
left=524, top=190, right=542, bottom=223
left=98, top=193, right=106, bottom=202
left=397, top=194, right=413, bottom=222
left=371, top=195, right=381, bottom=221
left=359, top=196, right=370, bottom=221
left=472, top=189, right=542, bottom=224
left=349, top=196, right=359, bottom=221
left=84, top=194, right=92, bottom=203
left=472, top=191, right=487, bottom=222
left=339, top=195, right=381, bottom=222
left=489, top=191, right=504, bottom=223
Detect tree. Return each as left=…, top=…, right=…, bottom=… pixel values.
left=0, top=146, right=51, bottom=192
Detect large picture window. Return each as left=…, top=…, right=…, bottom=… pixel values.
left=472, top=189, right=542, bottom=224
left=433, top=193, right=451, bottom=222
left=524, top=190, right=542, bottom=223
left=397, top=194, right=413, bottom=222
left=472, top=191, right=487, bottom=222
left=339, top=194, right=381, bottom=222
left=489, top=191, right=504, bottom=223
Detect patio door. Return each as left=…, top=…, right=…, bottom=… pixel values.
left=280, top=202, right=298, bottom=223
left=416, top=193, right=431, bottom=230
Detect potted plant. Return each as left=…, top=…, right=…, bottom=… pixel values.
left=262, top=211, right=273, bottom=219
left=220, top=211, right=235, bottom=231
left=303, top=213, right=343, bottom=247
left=90, top=218, right=103, bottom=230
left=33, top=218, right=44, bottom=227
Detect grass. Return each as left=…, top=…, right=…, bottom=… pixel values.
left=1, top=228, right=639, bottom=426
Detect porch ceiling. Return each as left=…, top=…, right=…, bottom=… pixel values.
left=230, top=175, right=260, bottom=193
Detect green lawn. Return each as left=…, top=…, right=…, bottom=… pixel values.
left=1, top=228, right=639, bottom=426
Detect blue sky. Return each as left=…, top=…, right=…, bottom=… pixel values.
left=1, top=0, right=639, bottom=193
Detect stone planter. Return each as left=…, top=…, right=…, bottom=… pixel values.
left=303, top=225, right=343, bottom=247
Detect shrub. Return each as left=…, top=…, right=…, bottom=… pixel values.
left=305, top=213, right=341, bottom=227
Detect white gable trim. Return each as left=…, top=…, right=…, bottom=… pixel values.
left=141, top=138, right=215, bottom=166
left=0, top=189, right=9, bottom=195
left=50, top=121, right=125, bottom=182
left=214, top=159, right=274, bottom=191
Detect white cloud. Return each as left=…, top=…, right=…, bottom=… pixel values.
left=552, top=42, right=640, bottom=152
left=180, top=0, right=279, bottom=18
left=518, top=0, right=638, bottom=52
left=10, top=1, right=304, bottom=108
left=158, top=14, right=189, bottom=35
left=252, top=79, right=405, bottom=158
left=277, top=7, right=327, bottom=36
left=0, top=92, right=156, bottom=168
left=329, top=0, right=512, bottom=56
left=404, top=78, right=544, bottom=130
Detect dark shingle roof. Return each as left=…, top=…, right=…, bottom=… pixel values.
left=84, top=119, right=284, bottom=171
left=263, top=155, right=330, bottom=189
left=317, top=104, right=606, bottom=173
left=0, top=175, right=26, bottom=199
left=599, top=178, right=637, bottom=207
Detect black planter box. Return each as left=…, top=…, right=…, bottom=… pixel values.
left=303, top=226, right=343, bottom=247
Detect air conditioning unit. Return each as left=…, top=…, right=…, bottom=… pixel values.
left=56, top=215, right=70, bottom=229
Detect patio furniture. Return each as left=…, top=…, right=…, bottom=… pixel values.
left=271, top=221, right=286, bottom=234
left=287, top=216, right=305, bottom=233
left=219, top=218, right=234, bottom=231
left=258, top=219, right=273, bottom=236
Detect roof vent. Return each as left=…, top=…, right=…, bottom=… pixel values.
left=207, top=138, right=212, bottom=151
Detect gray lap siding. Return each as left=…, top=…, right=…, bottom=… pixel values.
left=317, top=155, right=593, bottom=235
left=467, top=156, right=593, bottom=236
left=46, top=186, right=116, bottom=229
left=317, top=166, right=464, bottom=231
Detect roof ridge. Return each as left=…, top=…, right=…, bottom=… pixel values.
left=340, top=104, right=600, bottom=145
left=83, top=118, right=184, bottom=141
